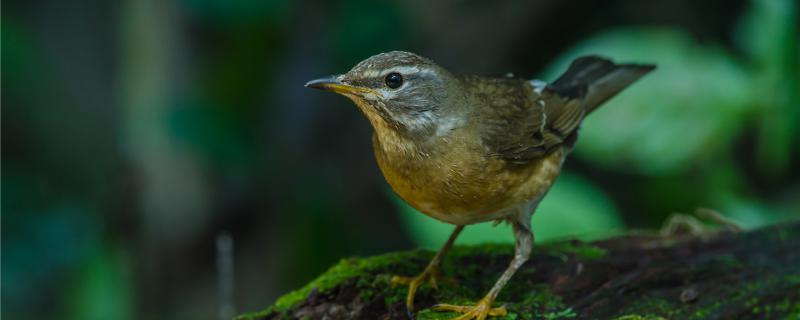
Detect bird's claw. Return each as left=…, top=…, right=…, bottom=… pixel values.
left=392, top=265, right=455, bottom=318
left=433, top=297, right=507, bottom=320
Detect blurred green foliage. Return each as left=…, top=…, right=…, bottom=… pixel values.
left=66, top=246, right=133, bottom=320
left=555, top=0, right=798, bottom=177
left=553, top=29, right=752, bottom=175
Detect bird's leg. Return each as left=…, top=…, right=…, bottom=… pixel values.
left=434, top=221, right=533, bottom=320
left=392, top=225, right=464, bottom=315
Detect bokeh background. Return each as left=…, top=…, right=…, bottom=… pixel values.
left=2, top=0, right=798, bottom=319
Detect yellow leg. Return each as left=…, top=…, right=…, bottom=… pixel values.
left=392, top=225, right=464, bottom=317
left=434, top=297, right=508, bottom=320
left=433, top=221, right=533, bottom=320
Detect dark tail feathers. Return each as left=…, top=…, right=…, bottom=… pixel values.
left=549, top=55, right=655, bottom=113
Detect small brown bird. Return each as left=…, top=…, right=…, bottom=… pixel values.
left=306, top=51, right=654, bottom=320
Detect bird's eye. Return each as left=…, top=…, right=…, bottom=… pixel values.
left=384, top=72, right=403, bottom=89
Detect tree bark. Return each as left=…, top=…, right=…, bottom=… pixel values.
left=238, top=222, right=800, bottom=320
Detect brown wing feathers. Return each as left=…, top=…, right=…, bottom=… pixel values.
left=488, top=56, right=654, bottom=163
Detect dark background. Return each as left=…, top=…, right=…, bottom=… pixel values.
left=2, top=0, right=798, bottom=319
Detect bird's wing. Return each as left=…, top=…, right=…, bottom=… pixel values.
left=471, top=76, right=585, bottom=164
left=478, top=56, right=654, bottom=164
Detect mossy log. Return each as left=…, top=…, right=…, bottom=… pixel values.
left=239, top=222, right=800, bottom=320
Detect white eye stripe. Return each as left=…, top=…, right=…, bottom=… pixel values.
left=358, top=70, right=382, bottom=78
left=381, top=66, right=421, bottom=76
left=383, top=66, right=438, bottom=78
left=357, top=66, right=435, bottom=79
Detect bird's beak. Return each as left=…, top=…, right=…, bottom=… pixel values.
left=305, top=75, right=372, bottom=96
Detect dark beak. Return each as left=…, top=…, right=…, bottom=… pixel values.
left=305, top=75, right=372, bottom=95
left=305, top=75, right=341, bottom=90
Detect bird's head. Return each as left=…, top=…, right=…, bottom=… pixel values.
left=306, top=51, right=456, bottom=136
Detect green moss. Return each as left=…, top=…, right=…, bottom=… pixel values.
left=625, top=297, right=679, bottom=317
left=511, top=285, right=574, bottom=319
left=414, top=284, right=574, bottom=320
left=236, top=250, right=427, bottom=320
left=692, top=309, right=709, bottom=318
left=446, top=240, right=607, bottom=261
left=237, top=241, right=610, bottom=319
left=614, top=264, right=800, bottom=320
left=541, top=307, right=577, bottom=319
left=543, top=241, right=608, bottom=261
left=448, top=243, right=514, bottom=258
left=246, top=241, right=605, bottom=319
left=517, top=285, right=568, bottom=310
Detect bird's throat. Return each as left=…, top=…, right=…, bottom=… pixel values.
left=372, top=122, right=422, bottom=158
left=349, top=97, right=431, bottom=156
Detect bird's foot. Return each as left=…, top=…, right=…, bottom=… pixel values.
left=433, top=296, right=507, bottom=320
left=392, top=265, right=453, bottom=316
left=661, top=207, right=742, bottom=237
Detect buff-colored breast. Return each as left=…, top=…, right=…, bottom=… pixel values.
left=372, top=130, right=565, bottom=225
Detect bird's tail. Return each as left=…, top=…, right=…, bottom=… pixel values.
left=549, top=56, right=655, bottom=113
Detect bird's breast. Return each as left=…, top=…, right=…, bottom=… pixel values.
left=372, top=132, right=565, bottom=225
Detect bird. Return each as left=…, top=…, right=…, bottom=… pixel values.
left=305, top=51, right=654, bottom=320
